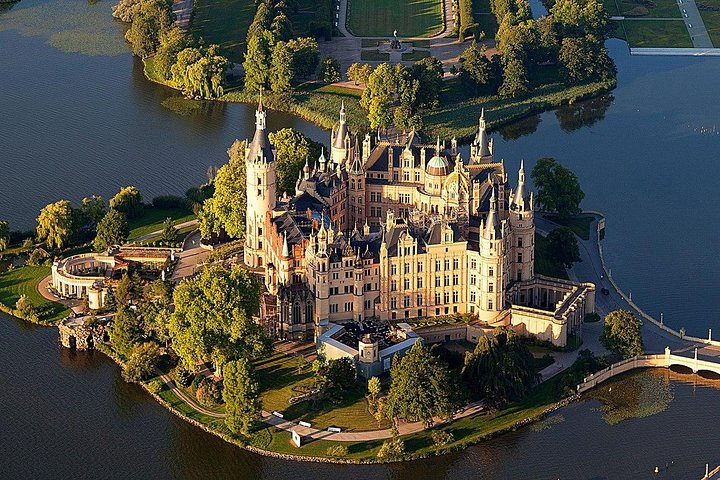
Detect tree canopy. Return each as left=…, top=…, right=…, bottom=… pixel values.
left=223, top=358, right=261, bottom=435
left=0, top=220, right=9, bottom=252
left=530, top=157, right=584, bottom=218
left=81, top=195, right=107, bottom=227
left=110, top=186, right=144, bottom=219
left=200, top=140, right=246, bottom=239
left=94, top=209, right=130, bottom=251
left=601, top=310, right=644, bottom=358
left=268, top=128, right=323, bottom=195
left=171, top=45, right=228, bottom=99
left=319, top=56, right=342, bottom=83
left=169, top=264, right=270, bottom=373
left=546, top=227, right=581, bottom=268
left=386, top=341, right=457, bottom=427
left=462, top=327, right=538, bottom=404
left=36, top=200, right=74, bottom=249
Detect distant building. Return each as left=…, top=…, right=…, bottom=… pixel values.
left=244, top=99, right=595, bottom=348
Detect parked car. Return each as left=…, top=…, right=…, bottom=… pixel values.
left=601, top=288, right=610, bottom=296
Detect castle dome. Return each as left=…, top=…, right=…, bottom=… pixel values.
left=426, top=154, right=449, bottom=176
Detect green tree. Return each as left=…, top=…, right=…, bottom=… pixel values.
left=367, top=376, right=381, bottom=402
left=601, top=310, right=644, bottom=358
left=462, top=327, right=538, bottom=404
left=411, top=56, right=444, bottom=109
left=0, top=220, right=9, bottom=252
left=386, top=341, right=456, bottom=427
left=169, top=264, right=270, bottom=374
left=551, top=0, right=609, bottom=38
left=222, top=358, right=261, bottom=435
left=123, top=342, right=162, bottom=382
left=202, top=140, right=247, bottom=239
left=287, top=37, right=319, bottom=79
left=105, top=285, right=117, bottom=311
left=326, top=357, right=356, bottom=391
left=546, top=227, right=581, bottom=268
left=499, top=54, right=529, bottom=97
left=110, top=186, right=144, bottom=219
left=360, top=63, right=395, bottom=130
left=160, top=217, right=178, bottom=243
left=243, top=32, right=272, bottom=93
left=347, top=63, right=372, bottom=85
left=172, top=45, right=228, bottom=99
left=377, top=436, right=405, bottom=460
left=36, top=200, right=74, bottom=249
left=558, top=34, right=615, bottom=84
left=530, top=157, right=585, bottom=218
left=94, top=209, right=130, bottom=251
left=459, top=41, right=500, bottom=95
left=115, top=273, right=134, bottom=308
left=109, top=307, right=142, bottom=356
left=81, top=195, right=106, bottom=227
left=124, top=0, right=172, bottom=57
left=270, top=12, right=292, bottom=42
left=268, top=128, right=323, bottom=195
left=269, top=40, right=294, bottom=93
left=155, top=26, right=190, bottom=80
left=15, top=295, right=34, bottom=318
left=319, top=55, right=342, bottom=83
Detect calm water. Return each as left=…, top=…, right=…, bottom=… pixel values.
left=1, top=0, right=720, bottom=477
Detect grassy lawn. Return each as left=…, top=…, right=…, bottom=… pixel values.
left=360, top=49, right=390, bottom=61
left=255, top=351, right=388, bottom=431
left=128, top=207, right=195, bottom=240
left=620, top=19, right=692, bottom=47
left=534, top=233, right=568, bottom=279
left=603, top=0, right=681, bottom=17
left=347, top=0, right=444, bottom=37
left=544, top=214, right=594, bottom=240
left=401, top=50, right=431, bottom=61
left=190, top=0, right=256, bottom=63
left=0, top=266, right=70, bottom=323
left=698, top=0, right=720, bottom=46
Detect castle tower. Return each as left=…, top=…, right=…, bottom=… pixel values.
left=509, top=160, right=535, bottom=282
left=244, top=95, right=277, bottom=269
left=348, top=139, right=365, bottom=228
left=470, top=108, right=493, bottom=163
left=330, top=101, right=351, bottom=166
left=353, top=249, right=364, bottom=321
left=477, top=187, right=504, bottom=322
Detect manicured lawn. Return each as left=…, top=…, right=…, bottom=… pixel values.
left=544, top=214, right=594, bottom=240
left=621, top=20, right=692, bottom=47
left=190, top=0, right=256, bottom=63
left=698, top=0, right=720, bottom=47
left=360, top=49, right=390, bottom=61
left=127, top=207, right=195, bottom=240
left=0, top=266, right=70, bottom=323
left=401, top=49, right=431, bottom=61
left=603, top=0, right=681, bottom=17
left=534, top=233, right=568, bottom=279
left=255, top=351, right=388, bottom=431
left=347, top=0, right=444, bottom=37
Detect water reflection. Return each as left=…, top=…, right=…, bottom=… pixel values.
left=555, top=94, right=615, bottom=132
left=498, top=114, right=541, bottom=140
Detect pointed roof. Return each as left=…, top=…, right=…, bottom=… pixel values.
left=483, top=187, right=502, bottom=240
left=282, top=232, right=290, bottom=258
left=333, top=100, right=350, bottom=149
left=247, top=94, right=274, bottom=163
left=474, top=108, right=491, bottom=157
left=349, top=137, right=364, bottom=174
left=511, top=159, right=529, bottom=211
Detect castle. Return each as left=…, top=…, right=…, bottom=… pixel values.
left=244, top=99, right=595, bottom=349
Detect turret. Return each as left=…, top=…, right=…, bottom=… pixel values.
left=319, top=147, right=327, bottom=172
left=509, top=160, right=535, bottom=282
left=470, top=108, right=493, bottom=162
left=331, top=101, right=351, bottom=166
left=244, top=94, right=277, bottom=269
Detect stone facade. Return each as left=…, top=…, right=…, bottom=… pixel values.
left=245, top=101, right=595, bottom=347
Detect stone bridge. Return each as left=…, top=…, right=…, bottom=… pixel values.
left=577, top=347, right=720, bottom=394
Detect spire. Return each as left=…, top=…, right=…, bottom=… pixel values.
left=319, top=147, right=326, bottom=171
left=282, top=232, right=290, bottom=258
left=436, top=136, right=441, bottom=155
left=474, top=107, right=490, bottom=158
left=255, top=91, right=266, bottom=130
left=247, top=90, right=274, bottom=163
left=303, top=157, right=310, bottom=179
left=512, top=160, right=528, bottom=211
left=484, top=187, right=501, bottom=240
left=340, top=99, right=346, bottom=124
left=333, top=101, right=349, bottom=150
left=349, top=136, right=364, bottom=174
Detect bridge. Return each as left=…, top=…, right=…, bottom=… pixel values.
left=577, top=347, right=720, bottom=394
left=703, top=464, right=720, bottom=480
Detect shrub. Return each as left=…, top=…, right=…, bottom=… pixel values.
left=27, top=248, right=48, bottom=266
left=325, top=445, right=348, bottom=457
left=431, top=429, right=454, bottom=447
left=146, top=378, right=164, bottom=393
left=122, top=342, right=162, bottom=383
left=377, top=436, right=405, bottom=461
left=458, top=0, right=478, bottom=39
left=15, top=295, right=35, bottom=318
left=196, top=377, right=223, bottom=407
left=152, top=195, right=192, bottom=211
left=175, top=365, right=193, bottom=387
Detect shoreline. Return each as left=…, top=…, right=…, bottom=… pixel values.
left=141, top=58, right=616, bottom=139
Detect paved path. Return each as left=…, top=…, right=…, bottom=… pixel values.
left=37, top=275, right=84, bottom=314
left=171, top=229, right=211, bottom=281
left=678, top=0, right=714, bottom=48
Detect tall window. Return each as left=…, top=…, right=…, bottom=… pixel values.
left=391, top=280, right=397, bottom=291
left=417, top=261, right=423, bottom=272
left=403, top=278, right=410, bottom=290
left=435, top=276, right=441, bottom=287
left=417, top=294, right=423, bottom=306
left=489, top=266, right=494, bottom=277
left=453, top=274, right=459, bottom=286
left=453, top=291, right=459, bottom=303
left=417, top=278, right=423, bottom=288
left=391, top=265, right=397, bottom=275
left=518, top=237, right=523, bottom=247
left=453, top=258, right=459, bottom=269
